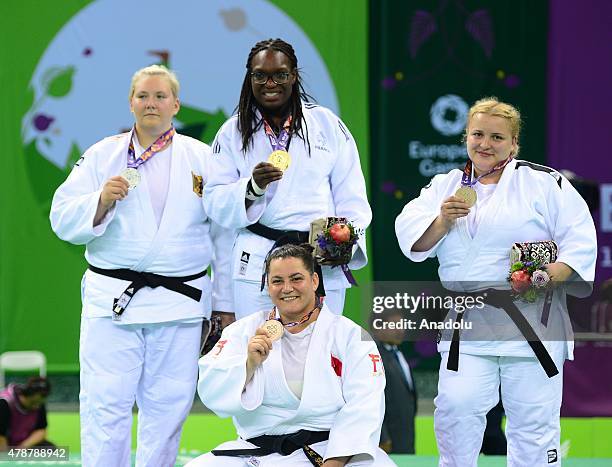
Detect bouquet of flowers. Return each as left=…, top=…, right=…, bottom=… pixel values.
left=315, top=220, right=359, bottom=264
left=507, top=260, right=551, bottom=302
left=310, top=217, right=361, bottom=285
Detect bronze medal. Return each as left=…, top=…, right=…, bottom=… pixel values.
left=120, top=168, right=141, bottom=190
left=455, top=185, right=477, bottom=207
left=262, top=319, right=284, bottom=342
left=267, top=150, right=291, bottom=171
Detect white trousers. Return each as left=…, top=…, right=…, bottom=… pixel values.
left=79, top=317, right=201, bottom=467
left=435, top=351, right=564, bottom=467
left=232, top=279, right=346, bottom=319
left=185, top=439, right=396, bottom=466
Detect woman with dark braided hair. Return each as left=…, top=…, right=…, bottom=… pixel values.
left=204, top=38, right=371, bottom=319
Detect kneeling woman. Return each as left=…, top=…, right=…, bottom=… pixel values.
left=188, top=244, right=394, bottom=466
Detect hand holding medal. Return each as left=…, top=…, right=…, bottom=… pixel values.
left=267, top=149, right=291, bottom=171
left=255, top=116, right=292, bottom=187
left=246, top=311, right=310, bottom=385
left=247, top=327, right=275, bottom=371
left=454, top=185, right=477, bottom=207
left=437, top=195, right=471, bottom=230
left=251, top=305, right=319, bottom=366
left=99, top=176, right=130, bottom=210
left=454, top=157, right=513, bottom=207
left=120, top=168, right=141, bottom=190
left=121, top=126, right=175, bottom=191
left=252, top=161, right=284, bottom=189
left=262, top=319, right=284, bottom=342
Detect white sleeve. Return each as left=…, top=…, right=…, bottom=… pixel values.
left=547, top=174, right=597, bottom=295
left=204, top=123, right=267, bottom=229
left=200, top=143, right=235, bottom=312
left=329, top=117, right=372, bottom=270
left=209, top=219, right=235, bottom=312
left=197, top=322, right=264, bottom=417
left=395, top=174, right=448, bottom=262
left=324, top=328, right=385, bottom=463
left=49, top=146, right=115, bottom=245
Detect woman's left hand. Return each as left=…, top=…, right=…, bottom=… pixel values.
left=545, top=262, right=574, bottom=283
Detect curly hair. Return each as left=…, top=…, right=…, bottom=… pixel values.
left=237, top=38, right=313, bottom=153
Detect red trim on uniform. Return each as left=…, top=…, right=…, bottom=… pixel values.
left=214, top=339, right=228, bottom=356
left=331, top=354, right=342, bottom=376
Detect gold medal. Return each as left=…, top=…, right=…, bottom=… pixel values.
left=455, top=186, right=477, bottom=207
left=120, top=167, right=141, bottom=190
left=262, top=319, right=284, bottom=342
left=267, top=150, right=291, bottom=171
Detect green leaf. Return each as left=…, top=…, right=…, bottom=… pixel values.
left=523, top=288, right=537, bottom=302
left=47, top=66, right=75, bottom=98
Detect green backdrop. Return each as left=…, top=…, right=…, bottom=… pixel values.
left=370, top=0, right=548, bottom=282
left=0, top=0, right=369, bottom=371
left=368, top=0, right=548, bottom=371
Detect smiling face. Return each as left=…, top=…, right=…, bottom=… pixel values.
left=466, top=113, right=517, bottom=181
left=268, top=256, right=319, bottom=321
left=130, top=75, right=179, bottom=137
left=250, top=49, right=296, bottom=115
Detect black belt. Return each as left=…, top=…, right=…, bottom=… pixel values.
left=212, top=429, right=328, bottom=466
left=447, top=289, right=559, bottom=378
left=246, top=223, right=326, bottom=297
left=88, top=265, right=207, bottom=316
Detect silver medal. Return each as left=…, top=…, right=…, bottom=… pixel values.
left=120, top=168, right=141, bottom=190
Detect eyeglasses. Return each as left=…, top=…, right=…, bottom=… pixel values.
left=250, top=71, right=292, bottom=85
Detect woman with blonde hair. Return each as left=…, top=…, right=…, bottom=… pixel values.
left=51, top=65, right=231, bottom=466
left=396, top=97, right=596, bottom=466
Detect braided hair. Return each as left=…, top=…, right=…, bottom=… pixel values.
left=237, top=38, right=313, bottom=153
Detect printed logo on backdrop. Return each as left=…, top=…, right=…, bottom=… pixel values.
left=379, top=6, right=522, bottom=204
left=430, top=95, right=468, bottom=136
left=408, top=94, right=468, bottom=178
left=20, top=0, right=338, bottom=212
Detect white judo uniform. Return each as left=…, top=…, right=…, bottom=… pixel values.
left=204, top=104, right=372, bottom=318
left=188, top=304, right=395, bottom=466
left=50, top=131, right=232, bottom=467
left=395, top=159, right=597, bottom=466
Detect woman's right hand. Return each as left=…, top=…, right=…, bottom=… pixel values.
left=99, top=176, right=130, bottom=210
left=438, top=195, right=471, bottom=229
left=94, top=176, right=130, bottom=226
left=411, top=195, right=471, bottom=252
left=252, top=162, right=283, bottom=189
left=246, top=327, right=273, bottom=372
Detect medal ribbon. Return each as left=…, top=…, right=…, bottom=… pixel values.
left=461, top=156, right=513, bottom=188
left=263, top=116, right=292, bottom=151
left=127, top=126, right=175, bottom=169
left=268, top=305, right=318, bottom=329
